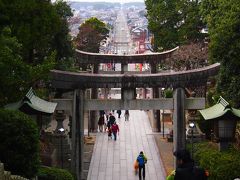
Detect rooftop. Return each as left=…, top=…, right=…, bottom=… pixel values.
left=5, top=88, right=57, bottom=115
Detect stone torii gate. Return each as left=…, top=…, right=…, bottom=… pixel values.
left=76, top=47, right=179, bottom=132
left=51, top=61, right=220, bottom=179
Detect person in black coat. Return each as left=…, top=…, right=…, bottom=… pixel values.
left=173, top=149, right=208, bottom=180
left=117, top=110, right=121, bottom=118
left=98, top=114, right=105, bottom=132
left=108, top=113, right=116, bottom=128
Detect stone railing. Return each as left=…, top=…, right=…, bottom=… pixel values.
left=0, top=162, right=28, bottom=180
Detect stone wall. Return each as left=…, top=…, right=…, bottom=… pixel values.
left=0, top=162, right=28, bottom=180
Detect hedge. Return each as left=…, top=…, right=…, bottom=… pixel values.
left=38, top=166, right=74, bottom=180
left=191, top=142, right=240, bottom=180
left=0, top=109, right=40, bottom=178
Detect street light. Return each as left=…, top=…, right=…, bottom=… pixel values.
left=59, top=127, right=64, bottom=133
left=189, top=122, right=195, bottom=158
left=189, top=122, right=195, bottom=128
left=58, top=128, right=65, bottom=168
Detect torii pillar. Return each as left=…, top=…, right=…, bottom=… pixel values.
left=71, top=89, right=85, bottom=180
left=90, top=63, right=99, bottom=132
left=150, top=62, right=161, bottom=132
left=173, top=88, right=186, bottom=168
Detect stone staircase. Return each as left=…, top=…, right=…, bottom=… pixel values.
left=0, top=162, right=28, bottom=180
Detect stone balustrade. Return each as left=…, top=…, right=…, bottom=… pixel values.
left=0, top=162, right=28, bottom=180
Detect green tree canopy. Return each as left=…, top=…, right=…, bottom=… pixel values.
left=0, top=26, right=55, bottom=106
left=0, top=0, right=73, bottom=66
left=201, top=0, right=240, bottom=107
left=178, top=0, right=205, bottom=43
left=146, top=0, right=180, bottom=51
left=0, top=109, right=40, bottom=178
left=52, top=0, right=74, bottom=70
left=145, top=0, right=205, bottom=51
left=0, top=0, right=73, bottom=105
left=1, top=0, right=58, bottom=64
left=74, top=17, right=109, bottom=53
left=0, top=27, right=31, bottom=106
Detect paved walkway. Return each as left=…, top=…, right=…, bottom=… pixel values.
left=87, top=110, right=166, bottom=180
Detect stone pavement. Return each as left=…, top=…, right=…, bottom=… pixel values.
left=87, top=110, right=166, bottom=180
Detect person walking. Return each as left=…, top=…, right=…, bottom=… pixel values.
left=167, top=149, right=208, bottom=180
left=99, top=110, right=105, bottom=116
left=98, top=114, right=105, bottom=132
left=124, top=110, right=130, bottom=121
left=104, top=113, right=108, bottom=132
left=137, top=151, right=147, bottom=180
left=111, top=121, right=119, bottom=141
left=117, top=110, right=121, bottom=118
left=105, top=110, right=110, bottom=121
left=109, top=113, right=116, bottom=127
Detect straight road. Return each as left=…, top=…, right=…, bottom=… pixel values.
left=87, top=110, right=166, bottom=180
left=111, top=10, right=136, bottom=71
left=113, top=10, right=131, bottom=55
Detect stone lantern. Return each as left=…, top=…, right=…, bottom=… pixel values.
left=55, top=110, right=66, bottom=133
left=199, top=97, right=240, bottom=151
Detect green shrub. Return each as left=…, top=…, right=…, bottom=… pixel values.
left=164, top=89, right=173, bottom=98
left=0, top=109, right=40, bottom=178
left=193, top=142, right=240, bottom=180
left=38, top=166, right=74, bottom=180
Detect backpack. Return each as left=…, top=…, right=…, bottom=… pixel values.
left=137, top=155, right=145, bottom=166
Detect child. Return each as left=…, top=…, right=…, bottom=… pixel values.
left=111, top=122, right=119, bottom=141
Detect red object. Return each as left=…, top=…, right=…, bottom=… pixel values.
left=139, top=64, right=142, bottom=72
left=134, top=160, right=139, bottom=170
left=111, top=124, right=119, bottom=133
left=107, top=63, right=111, bottom=69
